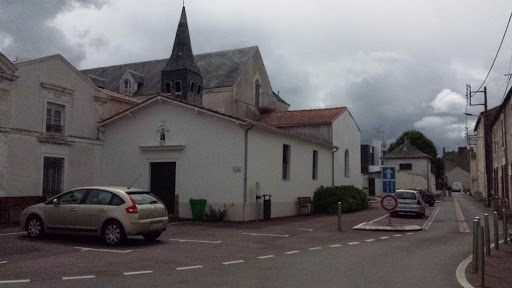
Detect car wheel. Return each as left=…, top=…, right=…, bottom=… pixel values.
left=143, top=232, right=162, bottom=241
left=103, top=220, right=125, bottom=246
left=26, top=216, right=45, bottom=239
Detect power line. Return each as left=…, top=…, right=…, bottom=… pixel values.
left=473, top=10, right=512, bottom=95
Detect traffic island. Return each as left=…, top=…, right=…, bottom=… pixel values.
left=352, top=222, right=423, bottom=231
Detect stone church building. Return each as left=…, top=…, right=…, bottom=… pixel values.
left=0, top=7, right=362, bottom=222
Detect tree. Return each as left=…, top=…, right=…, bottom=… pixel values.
left=388, top=130, right=444, bottom=189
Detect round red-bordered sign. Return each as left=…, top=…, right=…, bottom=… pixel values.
left=381, top=194, right=398, bottom=212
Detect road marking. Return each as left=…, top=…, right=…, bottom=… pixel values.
left=0, top=232, right=25, bottom=236
left=365, top=239, right=376, bottom=242
left=423, top=206, right=441, bottom=230
left=257, top=255, right=275, bottom=259
left=169, top=221, right=193, bottom=225
left=379, top=236, right=390, bottom=239
left=392, top=234, right=402, bottom=237
left=308, top=247, right=322, bottom=250
left=74, top=247, right=132, bottom=253
left=285, top=250, right=300, bottom=254
left=369, top=214, right=389, bottom=223
left=62, top=275, right=95, bottom=280
left=242, top=233, right=289, bottom=237
left=0, top=279, right=30, bottom=284
left=223, top=260, right=245, bottom=265
left=176, top=265, right=203, bottom=271
left=453, top=198, right=470, bottom=233
left=0, top=261, right=7, bottom=264
left=123, top=271, right=153, bottom=276
left=329, top=244, right=342, bottom=247
left=297, top=228, right=314, bottom=231
left=347, top=242, right=360, bottom=245
left=169, top=239, right=221, bottom=244
left=406, top=232, right=414, bottom=235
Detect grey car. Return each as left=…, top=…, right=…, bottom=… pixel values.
left=391, top=189, right=426, bottom=218
left=20, top=186, right=168, bottom=246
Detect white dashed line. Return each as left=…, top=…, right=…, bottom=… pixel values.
left=392, top=234, right=402, bottom=237
left=169, top=239, right=221, bottom=244
left=369, top=215, right=389, bottom=223
left=0, top=261, right=7, bottom=264
left=347, top=242, right=360, bottom=245
left=62, top=275, right=95, bottom=280
left=257, top=255, right=275, bottom=259
left=74, top=247, right=132, bottom=253
left=223, top=260, right=245, bottom=265
left=242, top=233, right=289, bottom=237
left=0, top=279, right=30, bottom=284
left=365, top=239, right=376, bottom=242
left=406, top=232, right=414, bottom=235
left=0, top=232, right=25, bottom=236
left=123, top=271, right=153, bottom=276
left=176, top=265, right=203, bottom=271
left=380, top=236, right=390, bottom=239
left=329, top=244, right=342, bottom=247
left=285, top=250, right=300, bottom=254
left=297, top=228, right=314, bottom=231
left=308, top=247, right=322, bottom=250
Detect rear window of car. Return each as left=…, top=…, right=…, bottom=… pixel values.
left=396, top=191, right=417, bottom=200
left=127, top=192, right=160, bottom=205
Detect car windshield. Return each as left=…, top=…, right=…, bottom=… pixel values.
left=396, top=191, right=417, bottom=200
left=127, top=192, right=160, bottom=205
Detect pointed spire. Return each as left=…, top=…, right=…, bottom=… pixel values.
left=163, top=6, right=200, bottom=74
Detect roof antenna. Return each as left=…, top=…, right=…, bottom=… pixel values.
left=127, top=174, right=142, bottom=189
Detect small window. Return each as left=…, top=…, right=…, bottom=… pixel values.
left=175, top=81, right=182, bottom=93
left=312, top=150, right=318, bottom=180
left=124, top=79, right=131, bottom=94
left=127, top=192, right=160, bottom=205
left=109, top=195, right=125, bottom=206
left=197, top=85, right=202, bottom=94
left=84, top=190, right=114, bottom=205
left=160, top=129, right=166, bottom=142
left=344, top=149, right=350, bottom=177
left=190, top=82, right=195, bottom=93
left=46, top=102, right=65, bottom=134
left=282, top=144, right=291, bottom=180
left=58, top=190, right=87, bottom=204
left=255, top=80, right=261, bottom=107
left=165, top=82, right=171, bottom=93
left=399, top=163, right=412, bottom=171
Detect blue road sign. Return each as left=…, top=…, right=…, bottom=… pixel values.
left=382, top=167, right=395, bottom=180
left=383, top=181, right=396, bottom=193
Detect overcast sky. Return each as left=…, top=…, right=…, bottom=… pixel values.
left=2, top=0, right=512, bottom=154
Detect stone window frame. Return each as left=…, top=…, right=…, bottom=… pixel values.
left=45, top=101, right=66, bottom=135
left=124, top=79, right=131, bottom=94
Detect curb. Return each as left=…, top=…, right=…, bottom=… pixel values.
left=455, top=255, right=473, bottom=288
left=352, top=222, right=423, bottom=231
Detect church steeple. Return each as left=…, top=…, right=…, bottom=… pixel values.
left=161, top=6, right=203, bottom=105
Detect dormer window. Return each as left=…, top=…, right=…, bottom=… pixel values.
left=165, top=82, right=171, bottom=93
left=124, top=79, right=131, bottom=94
left=175, top=81, right=182, bottom=93
left=197, top=85, right=202, bottom=94
left=255, top=80, right=261, bottom=107
left=190, top=82, right=195, bottom=93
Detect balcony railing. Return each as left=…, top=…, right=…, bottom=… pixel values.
left=46, top=124, right=63, bottom=134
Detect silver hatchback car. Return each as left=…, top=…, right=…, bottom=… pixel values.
left=392, top=189, right=426, bottom=218
left=20, top=186, right=168, bottom=246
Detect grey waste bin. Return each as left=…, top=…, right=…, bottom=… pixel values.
left=263, top=194, right=271, bottom=220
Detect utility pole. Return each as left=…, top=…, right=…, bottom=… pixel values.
left=467, top=85, right=492, bottom=207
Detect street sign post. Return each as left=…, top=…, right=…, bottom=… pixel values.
left=381, top=194, right=398, bottom=226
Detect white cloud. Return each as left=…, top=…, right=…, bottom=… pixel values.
left=414, top=116, right=466, bottom=140
left=431, top=89, right=466, bottom=114
left=0, top=32, right=12, bottom=50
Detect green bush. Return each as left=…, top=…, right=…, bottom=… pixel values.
left=313, top=185, right=368, bottom=214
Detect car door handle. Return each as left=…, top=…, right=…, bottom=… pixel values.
left=69, top=208, right=77, bottom=211
left=98, top=209, right=106, bottom=212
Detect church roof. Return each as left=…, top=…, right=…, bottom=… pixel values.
left=383, top=141, right=431, bottom=160
left=163, top=7, right=201, bottom=75
left=258, top=107, right=347, bottom=127
left=81, top=46, right=258, bottom=96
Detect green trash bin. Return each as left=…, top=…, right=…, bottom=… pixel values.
left=189, top=199, right=207, bottom=221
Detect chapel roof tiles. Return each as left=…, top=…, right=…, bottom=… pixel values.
left=258, top=107, right=347, bottom=127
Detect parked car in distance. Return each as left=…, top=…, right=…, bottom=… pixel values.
left=392, top=189, right=426, bottom=218
left=20, top=186, right=168, bottom=246
left=408, top=188, right=435, bottom=207
left=452, top=182, right=462, bottom=192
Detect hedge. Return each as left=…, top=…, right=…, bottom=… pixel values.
left=313, top=185, right=368, bottom=214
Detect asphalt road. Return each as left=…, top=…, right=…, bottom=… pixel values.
left=0, top=193, right=495, bottom=287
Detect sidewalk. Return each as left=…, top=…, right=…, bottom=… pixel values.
left=465, top=244, right=512, bottom=288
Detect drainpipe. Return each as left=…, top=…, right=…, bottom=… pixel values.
left=243, top=124, right=254, bottom=222
left=332, top=147, right=339, bottom=187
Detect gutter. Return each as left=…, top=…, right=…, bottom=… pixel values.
left=243, top=124, right=254, bottom=222
left=332, top=147, right=339, bottom=186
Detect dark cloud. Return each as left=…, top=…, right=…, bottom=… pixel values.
left=0, top=0, right=107, bottom=65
